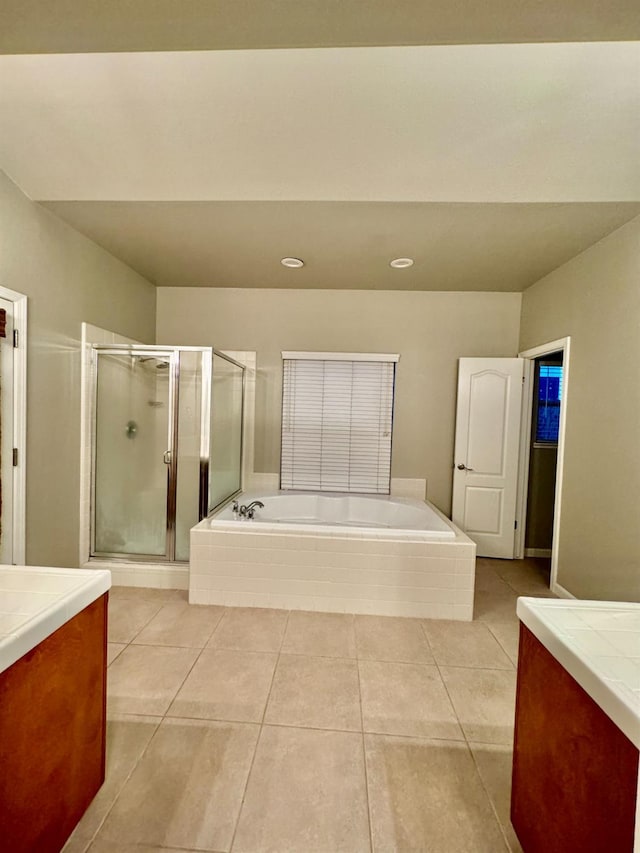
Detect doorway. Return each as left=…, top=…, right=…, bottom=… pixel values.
left=515, top=337, right=571, bottom=595
left=0, top=287, right=27, bottom=566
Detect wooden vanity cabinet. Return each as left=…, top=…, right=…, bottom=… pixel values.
left=0, top=593, right=108, bottom=853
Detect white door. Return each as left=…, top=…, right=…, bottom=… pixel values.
left=0, top=298, right=14, bottom=564
left=452, top=358, right=524, bottom=558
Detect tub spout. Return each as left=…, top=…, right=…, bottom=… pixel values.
left=237, top=500, right=264, bottom=519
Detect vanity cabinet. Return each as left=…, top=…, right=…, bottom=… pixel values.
left=0, top=566, right=111, bottom=853
left=511, top=598, right=639, bottom=853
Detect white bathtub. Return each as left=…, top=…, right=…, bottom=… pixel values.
left=212, top=492, right=456, bottom=538
left=190, top=491, right=476, bottom=620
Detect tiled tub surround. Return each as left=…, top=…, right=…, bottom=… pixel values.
left=190, top=493, right=476, bottom=620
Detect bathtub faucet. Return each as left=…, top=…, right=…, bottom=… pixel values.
left=237, top=500, right=264, bottom=519
left=244, top=500, right=264, bottom=520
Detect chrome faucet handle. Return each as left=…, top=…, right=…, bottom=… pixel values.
left=232, top=500, right=239, bottom=513
left=246, top=507, right=255, bottom=519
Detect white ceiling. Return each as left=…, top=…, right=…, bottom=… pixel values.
left=0, top=40, right=638, bottom=290
left=2, top=45, right=639, bottom=203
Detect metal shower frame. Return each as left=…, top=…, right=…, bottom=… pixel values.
left=89, top=344, right=244, bottom=563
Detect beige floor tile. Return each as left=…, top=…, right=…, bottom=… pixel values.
left=208, top=606, right=288, bottom=652
left=168, top=648, right=277, bottom=722
left=365, top=734, right=508, bottom=852
left=109, top=587, right=187, bottom=603
left=87, top=842, right=199, bottom=853
left=473, top=589, right=520, bottom=623
left=475, top=558, right=503, bottom=570
left=440, top=666, right=517, bottom=744
left=106, top=643, right=126, bottom=666
left=61, top=832, right=91, bottom=853
left=494, top=557, right=549, bottom=578
left=282, top=610, right=357, bottom=658
left=232, top=725, right=370, bottom=853
left=107, top=645, right=199, bottom=716
left=470, top=742, right=524, bottom=852
left=495, top=560, right=551, bottom=596
left=66, top=715, right=160, bottom=844
left=355, top=615, right=434, bottom=663
left=359, top=659, right=462, bottom=740
left=264, top=654, right=361, bottom=731
left=474, top=565, right=514, bottom=594
left=107, top=598, right=163, bottom=643
left=97, top=717, right=259, bottom=852
left=422, top=619, right=513, bottom=669
left=132, top=601, right=224, bottom=648
left=487, top=621, right=521, bottom=665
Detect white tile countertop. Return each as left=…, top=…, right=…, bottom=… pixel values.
left=0, top=565, right=111, bottom=674
left=517, top=597, right=640, bottom=749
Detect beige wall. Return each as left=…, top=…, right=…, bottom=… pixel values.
left=520, top=216, right=640, bottom=601
left=0, top=170, right=156, bottom=567
left=157, top=288, right=522, bottom=514
left=525, top=447, right=557, bottom=550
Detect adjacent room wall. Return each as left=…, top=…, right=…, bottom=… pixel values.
left=0, top=170, right=156, bottom=567
left=157, top=288, right=522, bottom=515
left=520, top=216, right=640, bottom=601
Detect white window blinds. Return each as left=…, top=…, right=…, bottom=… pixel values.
left=280, top=355, right=397, bottom=494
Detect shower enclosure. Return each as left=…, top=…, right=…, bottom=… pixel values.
left=90, top=345, right=244, bottom=562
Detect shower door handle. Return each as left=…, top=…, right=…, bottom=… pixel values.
left=163, top=450, right=172, bottom=465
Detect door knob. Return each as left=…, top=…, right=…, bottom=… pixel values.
left=457, top=463, right=474, bottom=471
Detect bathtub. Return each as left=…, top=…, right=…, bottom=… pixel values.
left=190, top=491, right=476, bottom=620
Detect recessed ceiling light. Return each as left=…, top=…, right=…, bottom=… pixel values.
left=390, top=258, right=414, bottom=269
left=281, top=257, right=304, bottom=268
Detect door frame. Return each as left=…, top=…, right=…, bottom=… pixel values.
left=0, top=285, right=27, bottom=566
left=515, top=336, right=571, bottom=596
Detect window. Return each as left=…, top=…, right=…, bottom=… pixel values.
left=280, top=352, right=398, bottom=494
left=534, top=360, right=563, bottom=444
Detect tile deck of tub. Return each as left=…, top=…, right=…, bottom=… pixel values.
left=63, top=557, right=553, bottom=853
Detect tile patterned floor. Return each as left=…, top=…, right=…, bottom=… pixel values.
left=64, top=558, right=552, bottom=853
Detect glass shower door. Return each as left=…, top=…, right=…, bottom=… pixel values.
left=208, top=353, right=244, bottom=512
left=92, top=350, right=177, bottom=559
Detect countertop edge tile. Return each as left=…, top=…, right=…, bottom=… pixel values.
left=517, top=597, right=640, bottom=749
left=0, top=566, right=111, bottom=673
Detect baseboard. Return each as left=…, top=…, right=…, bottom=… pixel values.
left=525, top=548, right=552, bottom=558
left=83, top=560, right=189, bottom=590
left=551, top=581, right=576, bottom=599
